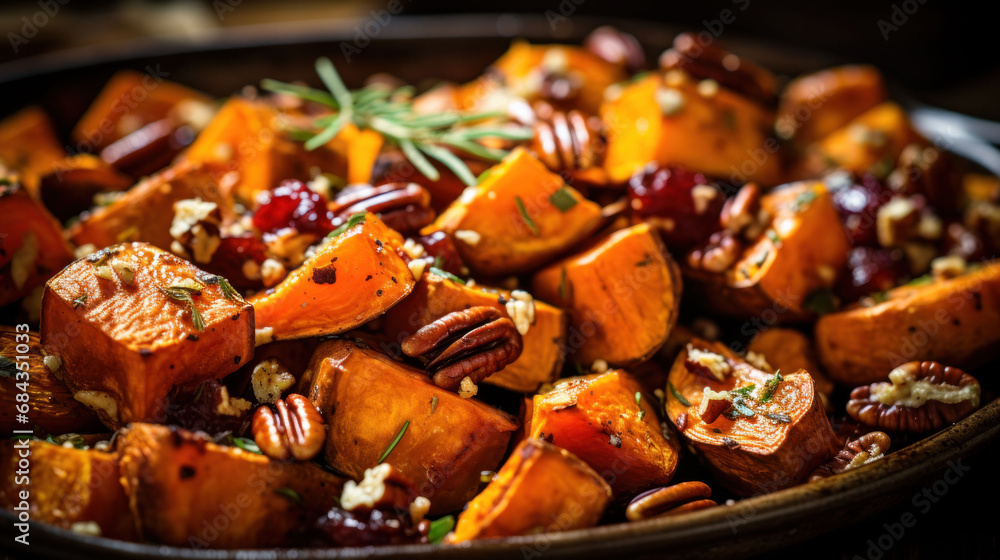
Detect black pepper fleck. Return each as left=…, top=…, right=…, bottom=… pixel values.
left=376, top=290, right=383, bottom=297
left=365, top=275, right=373, bottom=281
left=139, top=348, right=152, bottom=357
left=234, top=355, right=241, bottom=364
left=186, top=334, right=199, bottom=342
left=179, top=466, right=196, bottom=479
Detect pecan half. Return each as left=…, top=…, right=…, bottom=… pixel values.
left=401, top=306, right=523, bottom=392
left=809, top=431, right=891, bottom=482
left=514, top=100, right=604, bottom=173
left=625, top=481, right=716, bottom=521
left=720, top=183, right=770, bottom=241
left=331, top=182, right=435, bottom=235
left=686, top=230, right=742, bottom=273
left=251, top=393, right=326, bottom=461
left=658, top=32, right=777, bottom=106
left=847, top=361, right=981, bottom=433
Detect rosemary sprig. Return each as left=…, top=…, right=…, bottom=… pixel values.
left=262, top=57, right=533, bottom=186
left=379, top=420, right=409, bottom=463
left=161, top=284, right=205, bottom=332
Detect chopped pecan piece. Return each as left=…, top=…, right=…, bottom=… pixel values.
left=330, top=182, right=435, bottom=235
left=809, top=431, right=891, bottom=481
left=402, top=306, right=523, bottom=393
left=683, top=344, right=733, bottom=381
left=686, top=230, right=742, bottom=273
left=658, top=32, right=777, bottom=106
left=251, top=393, right=327, bottom=461
left=513, top=100, right=604, bottom=173
left=846, top=361, right=981, bottom=432
left=625, top=481, right=716, bottom=521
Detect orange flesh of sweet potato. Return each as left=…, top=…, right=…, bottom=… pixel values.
left=117, top=422, right=344, bottom=548
left=0, top=106, right=66, bottom=196
left=602, top=72, right=782, bottom=186
left=250, top=213, right=413, bottom=341
left=665, top=338, right=839, bottom=496
left=380, top=271, right=567, bottom=392
left=450, top=438, right=612, bottom=542
left=746, top=327, right=834, bottom=398
left=777, top=65, right=887, bottom=146
left=41, top=242, right=254, bottom=427
left=71, top=70, right=210, bottom=151
left=532, top=222, right=682, bottom=366
left=0, top=182, right=76, bottom=307
left=299, top=338, right=518, bottom=514
left=424, top=147, right=602, bottom=276
left=0, top=327, right=102, bottom=435
left=529, top=370, right=680, bottom=498
left=816, top=261, right=1000, bottom=386
left=68, top=159, right=231, bottom=251
left=0, top=440, right=137, bottom=540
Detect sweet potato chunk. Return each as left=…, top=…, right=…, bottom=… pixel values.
left=0, top=106, right=66, bottom=195
left=117, top=422, right=344, bottom=548
left=68, top=159, right=232, bottom=251
left=0, top=181, right=76, bottom=307
left=529, top=370, right=680, bottom=498
left=777, top=65, right=887, bottom=146
left=380, top=271, right=566, bottom=392
left=0, top=328, right=102, bottom=434
left=299, top=339, right=518, bottom=514
left=533, top=222, right=682, bottom=366
left=250, top=213, right=413, bottom=341
left=450, top=438, right=612, bottom=542
left=816, top=262, right=1000, bottom=385
left=38, top=154, right=134, bottom=221
left=746, top=327, right=834, bottom=400
left=602, top=72, right=782, bottom=185
left=665, top=338, right=839, bottom=496
left=0, top=440, right=137, bottom=540
left=686, top=180, right=850, bottom=320
left=41, top=242, right=254, bottom=427
left=424, top=148, right=602, bottom=276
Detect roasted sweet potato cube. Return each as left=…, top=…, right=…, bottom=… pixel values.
left=299, top=339, right=518, bottom=514
left=380, top=271, right=566, bottom=392
left=0, top=440, right=137, bottom=540
left=816, top=261, right=1000, bottom=385
left=533, top=222, right=682, bottom=366
left=665, top=338, right=839, bottom=496
left=0, top=181, right=75, bottom=307
left=528, top=370, right=680, bottom=498
left=250, top=213, right=414, bottom=341
left=38, top=154, right=134, bottom=221
left=424, top=148, right=602, bottom=276
left=776, top=65, right=887, bottom=146
left=602, top=72, right=783, bottom=185
left=117, top=422, right=344, bottom=548
left=686, top=180, right=850, bottom=320
left=41, top=242, right=253, bottom=427
left=0, top=328, right=102, bottom=434
left=746, top=327, right=834, bottom=399
left=450, top=438, right=612, bottom=542
left=71, top=70, right=211, bottom=152
left=68, top=159, right=231, bottom=251
left=0, top=106, right=66, bottom=195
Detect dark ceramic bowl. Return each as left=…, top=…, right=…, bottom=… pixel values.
left=1, top=13, right=998, bottom=560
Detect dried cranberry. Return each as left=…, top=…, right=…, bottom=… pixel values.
left=314, top=508, right=426, bottom=547
left=627, top=165, right=725, bottom=253
left=833, top=174, right=891, bottom=246
left=202, top=235, right=268, bottom=289
left=252, top=179, right=336, bottom=235
left=836, top=247, right=908, bottom=303
left=418, top=231, right=465, bottom=275
left=164, top=379, right=252, bottom=439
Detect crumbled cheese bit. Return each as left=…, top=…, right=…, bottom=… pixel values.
left=254, top=326, right=275, bottom=347
left=170, top=198, right=219, bottom=240
left=216, top=386, right=252, bottom=416
left=459, top=185, right=479, bottom=204
left=744, top=351, right=773, bottom=372
left=505, top=290, right=536, bottom=335
left=170, top=240, right=190, bottom=259
left=663, top=70, right=686, bottom=87
left=655, top=87, right=685, bottom=116
left=43, top=354, right=62, bottom=375
left=243, top=260, right=262, bottom=281
left=916, top=213, right=943, bottom=240
left=686, top=344, right=732, bottom=380
left=260, top=258, right=287, bottom=288
left=251, top=358, right=295, bottom=404
left=188, top=224, right=222, bottom=264
left=458, top=376, right=479, bottom=399
left=401, top=238, right=427, bottom=260
left=341, top=463, right=394, bottom=511
left=696, top=79, right=719, bottom=98
left=931, top=255, right=966, bottom=280
left=74, top=390, right=119, bottom=422
left=591, top=359, right=609, bottom=374
left=10, top=231, right=38, bottom=290
left=74, top=243, right=98, bottom=259
left=70, top=521, right=102, bottom=537
left=454, top=229, right=482, bottom=246
left=690, top=185, right=718, bottom=215
left=407, top=258, right=427, bottom=279
left=410, top=496, right=431, bottom=524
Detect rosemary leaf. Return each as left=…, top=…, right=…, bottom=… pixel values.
left=259, top=79, right=337, bottom=107
left=419, top=142, right=479, bottom=186
left=379, top=420, right=409, bottom=463
left=399, top=138, right=440, bottom=181
left=305, top=111, right=350, bottom=151
left=327, top=212, right=367, bottom=238
left=668, top=382, right=691, bottom=407
left=429, top=267, right=466, bottom=285
left=315, top=57, right=353, bottom=111
left=275, top=487, right=303, bottom=505
left=515, top=196, right=539, bottom=236
left=427, top=515, right=455, bottom=544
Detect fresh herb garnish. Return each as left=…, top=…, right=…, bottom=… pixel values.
left=429, top=267, right=466, bottom=285
left=728, top=396, right=756, bottom=419
left=160, top=284, right=205, bottom=332
left=379, top=420, right=409, bottom=463
left=764, top=412, right=792, bottom=424
left=515, top=196, right=539, bottom=236
left=275, top=487, right=303, bottom=505
left=758, top=371, right=783, bottom=404
left=72, top=294, right=87, bottom=308
left=476, top=167, right=495, bottom=184
left=803, top=289, right=837, bottom=316
left=327, top=212, right=367, bottom=238
left=233, top=437, right=262, bottom=454
left=765, top=229, right=781, bottom=245
left=0, top=357, right=18, bottom=378
left=549, top=187, right=578, bottom=212
left=636, top=254, right=653, bottom=267
left=729, top=384, right=756, bottom=397
left=427, top=515, right=455, bottom=544
left=791, top=189, right=817, bottom=212
left=47, top=433, right=87, bottom=449
left=262, top=58, right=532, bottom=186
left=668, top=382, right=691, bottom=407
left=200, top=273, right=244, bottom=302
left=635, top=391, right=646, bottom=420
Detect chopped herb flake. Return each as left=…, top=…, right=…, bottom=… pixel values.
left=72, top=294, right=87, bottom=308
left=764, top=412, right=792, bottom=424
left=730, top=384, right=756, bottom=397
left=791, top=189, right=817, bottom=212
left=430, top=395, right=439, bottom=415
left=476, top=167, right=495, bottom=184
left=379, top=420, right=409, bottom=463
left=233, top=437, right=262, bottom=454
left=429, top=266, right=466, bottom=285
left=427, top=515, right=455, bottom=543
left=327, top=212, right=366, bottom=237
left=514, top=196, right=539, bottom=236
left=758, top=371, right=783, bottom=404
left=728, top=396, right=756, bottom=419
left=200, top=273, right=244, bottom=301
left=668, top=382, right=691, bottom=407
left=160, top=285, right=205, bottom=332
left=804, top=289, right=837, bottom=316
left=549, top=187, right=578, bottom=212
left=275, top=487, right=303, bottom=504
left=766, top=229, right=781, bottom=245
left=0, top=357, right=18, bottom=378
